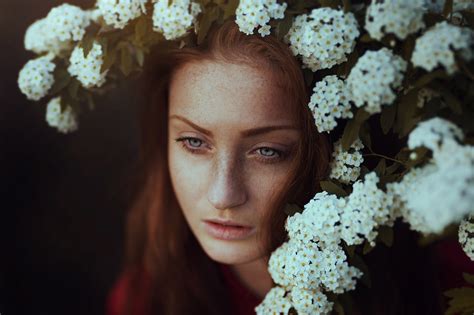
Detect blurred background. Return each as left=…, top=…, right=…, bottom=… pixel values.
left=1, top=1, right=140, bottom=314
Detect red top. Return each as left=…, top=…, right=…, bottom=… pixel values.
left=105, top=264, right=261, bottom=315
left=106, top=240, right=474, bottom=315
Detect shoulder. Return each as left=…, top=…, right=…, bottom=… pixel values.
left=106, top=268, right=152, bottom=315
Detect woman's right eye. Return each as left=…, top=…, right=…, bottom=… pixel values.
left=175, top=137, right=205, bottom=154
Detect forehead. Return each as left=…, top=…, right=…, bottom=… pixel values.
left=168, top=61, right=298, bottom=127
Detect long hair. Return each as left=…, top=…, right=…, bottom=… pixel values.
left=119, top=19, right=331, bottom=315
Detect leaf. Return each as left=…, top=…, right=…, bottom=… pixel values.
left=276, top=14, right=294, bottom=40
left=385, top=161, right=400, bottom=175
left=197, top=6, right=220, bottom=45
left=86, top=92, right=95, bottom=111
left=342, top=242, right=356, bottom=259
left=359, top=122, right=372, bottom=151
left=412, top=69, right=447, bottom=90
left=67, top=78, right=80, bottom=99
left=50, top=66, right=71, bottom=95
left=134, top=16, right=147, bottom=44
left=341, top=0, right=351, bottom=13
left=374, top=158, right=386, bottom=177
left=463, top=273, right=474, bottom=286
left=120, top=45, right=134, bottom=76
left=380, top=104, right=396, bottom=135
left=349, top=254, right=371, bottom=288
left=341, top=109, right=370, bottom=150
left=333, top=301, right=345, bottom=315
left=362, top=241, right=374, bottom=255
left=284, top=203, right=302, bottom=216
left=303, top=68, right=314, bottom=88
left=135, top=48, right=145, bottom=67
left=394, top=88, right=419, bottom=138
left=223, top=0, right=239, bottom=19
left=101, top=47, right=118, bottom=73
left=377, top=226, right=394, bottom=247
left=320, top=180, right=348, bottom=197
left=443, top=0, right=453, bottom=18
left=80, top=32, right=95, bottom=57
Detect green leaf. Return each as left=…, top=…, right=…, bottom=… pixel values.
left=197, top=6, right=220, bottom=45
left=223, top=0, right=239, bottom=19
left=135, top=48, right=145, bottom=67
left=276, top=14, right=294, bottom=40
left=412, top=69, right=447, bottom=90
left=120, top=45, right=134, bottom=76
left=50, top=66, right=71, bottom=95
left=377, top=226, right=394, bottom=247
left=443, top=0, right=453, bottom=18
left=374, top=158, right=386, bottom=177
left=385, top=161, right=400, bottom=175
left=67, top=78, right=80, bottom=99
left=135, top=16, right=147, bottom=44
left=380, top=104, right=396, bottom=135
left=394, top=88, right=419, bottom=138
left=320, top=180, right=348, bottom=197
left=362, top=241, right=374, bottom=255
left=101, top=47, right=117, bottom=73
left=359, top=123, right=372, bottom=151
left=341, top=109, right=370, bottom=151
left=80, top=32, right=95, bottom=57
left=463, top=273, right=474, bottom=286
left=284, top=203, right=302, bottom=216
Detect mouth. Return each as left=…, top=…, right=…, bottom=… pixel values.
left=203, top=220, right=256, bottom=241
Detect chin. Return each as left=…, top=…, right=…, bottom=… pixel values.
left=200, top=237, right=262, bottom=265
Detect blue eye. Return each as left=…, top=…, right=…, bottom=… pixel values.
left=259, top=147, right=278, bottom=157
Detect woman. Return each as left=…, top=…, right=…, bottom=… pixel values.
left=106, top=19, right=448, bottom=315
left=107, top=19, right=331, bottom=315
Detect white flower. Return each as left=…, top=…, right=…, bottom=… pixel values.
left=308, top=75, right=353, bottom=133
left=347, top=48, right=407, bottom=114
left=46, top=97, right=79, bottom=134
left=152, top=0, right=201, bottom=40
left=235, top=0, right=287, bottom=37
left=290, top=287, right=333, bottom=315
left=24, top=4, right=91, bottom=56
left=18, top=54, right=56, bottom=101
left=68, top=42, right=108, bottom=89
left=97, top=0, right=147, bottom=29
left=341, top=172, right=394, bottom=246
left=459, top=216, right=474, bottom=261
left=329, top=138, right=364, bottom=184
left=285, top=7, right=359, bottom=71
left=389, top=123, right=474, bottom=234
left=425, top=0, right=474, bottom=12
left=365, top=0, right=426, bottom=40
left=411, top=21, right=474, bottom=75
left=255, top=286, right=292, bottom=315
left=408, top=117, right=464, bottom=153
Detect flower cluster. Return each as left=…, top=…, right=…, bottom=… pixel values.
left=97, top=0, right=147, bottom=29
left=459, top=216, right=474, bottom=261
left=46, top=97, right=79, bottom=134
left=364, top=0, right=425, bottom=40
left=24, top=4, right=91, bottom=56
left=152, top=0, right=201, bottom=40
left=347, top=48, right=407, bottom=114
left=426, top=0, right=474, bottom=13
left=329, top=138, right=364, bottom=184
left=18, top=54, right=56, bottom=101
left=388, top=118, right=474, bottom=234
left=261, top=171, right=397, bottom=314
left=285, top=7, right=359, bottom=71
left=411, top=21, right=474, bottom=75
left=235, top=0, right=287, bottom=37
left=308, top=75, right=353, bottom=133
left=68, top=42, right=108, bottom=89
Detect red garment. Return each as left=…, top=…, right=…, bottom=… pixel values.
left=105, top=264, right=261, bottom=315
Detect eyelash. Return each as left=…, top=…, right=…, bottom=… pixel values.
left=174, top=136, right=287, bottom=164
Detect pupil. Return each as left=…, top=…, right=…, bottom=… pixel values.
left=190, top=139, right=201, bottom=147
left=262, top=148, right=274, bottom=156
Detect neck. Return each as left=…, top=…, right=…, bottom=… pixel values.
left=230, top=256, right=274, bottom=299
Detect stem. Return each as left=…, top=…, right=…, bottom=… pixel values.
left=363, top=153, right=406, bottom=165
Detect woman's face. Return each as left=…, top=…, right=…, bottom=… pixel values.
left=168, top=60, right=300, bottom=265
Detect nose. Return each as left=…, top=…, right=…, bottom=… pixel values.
left=207, top=155, right=247, bottom=210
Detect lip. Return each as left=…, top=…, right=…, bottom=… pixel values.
left=203, top=220, right=256, bottom=241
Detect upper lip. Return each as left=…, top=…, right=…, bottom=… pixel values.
left=204, top=218, right=252, bottom=228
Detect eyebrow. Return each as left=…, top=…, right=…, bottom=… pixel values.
left=169, top=114, right=299, bottom=137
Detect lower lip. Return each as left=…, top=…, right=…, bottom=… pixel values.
left=203, top=221, right=256, bottom=241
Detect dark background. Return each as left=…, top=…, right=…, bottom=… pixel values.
left=1, top=1, right=140, bottom=314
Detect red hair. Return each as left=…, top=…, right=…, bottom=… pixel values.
left=119, top=19, right=331, bottom=315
